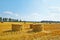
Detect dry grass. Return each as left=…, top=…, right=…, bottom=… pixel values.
left=0, top=22, right=60, bottom=40
left=0, top=31, right=60, bottom=40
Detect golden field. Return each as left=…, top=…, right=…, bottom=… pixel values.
left=0, top=22, right=60, bottom=40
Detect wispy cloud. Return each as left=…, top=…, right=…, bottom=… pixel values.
left=21, top=13, right=42, bottom=21
left=48, top=6, right=60, bottom=12
left=2, top=11, right=21, bottom=19
left=3, top=11, right=13, bottom=15
left=47, top=6, right=60, bottom=21
left=2, top=7, right=60, bottom=21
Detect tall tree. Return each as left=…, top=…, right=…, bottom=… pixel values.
left=3, top=18, right=8, bottom=22
left=0, top=17, right=2, bottom=22
left=9, top=18, right=12, bottom=22
left=12, top=19, right=18, bottom=22
left=15, top=19, right=18, bottom=22
left=19, top=19, right=22, bottom=22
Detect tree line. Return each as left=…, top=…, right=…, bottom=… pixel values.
left=41, top=21, right=60, bottom=23
left=0, top=17, right=22, bottom=22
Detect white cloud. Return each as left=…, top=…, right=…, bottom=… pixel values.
left=47, top=6, right=60, bottom=21
left=13, top=13, right=19, bottom=17
left=21, top=13, right=42, bottom=21
left=3, top=11, right=13, bottom=15
left=48, top=6, right=60, bottom=12
left=2, top=7, right=60, bottom=21
left=2, top=11, right=21, bottom=19
left=27, top=6, right=60, bottom=21
left=21, top=10, right=60, bottom=21
left=3, top=11, right=20, bottom=17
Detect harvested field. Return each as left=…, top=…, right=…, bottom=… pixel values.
left=0, top=22, right=60, bottom=40
left=0, top=32, right=60, bottom=40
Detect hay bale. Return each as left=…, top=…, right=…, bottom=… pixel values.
left=12, top=24, right=22, bottom=31
left=30, top=24, right=42, bottom=32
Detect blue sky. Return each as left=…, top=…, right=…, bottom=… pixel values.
left=0, top=0, right=60, bottom=21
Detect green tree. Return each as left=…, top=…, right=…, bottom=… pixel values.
left=16, top=19, right=18, bottom=22
left=9, top=18, right=12, bottom=22
left=0, top=17, right=2, bottom=22
left=3, top=18, right=8, bottom=22
left=19, top=19, right=22, bottom=22
left=13, top=19, right=18, bottom=22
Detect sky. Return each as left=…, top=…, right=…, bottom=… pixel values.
left=0, top=0, right=60, bottom=21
